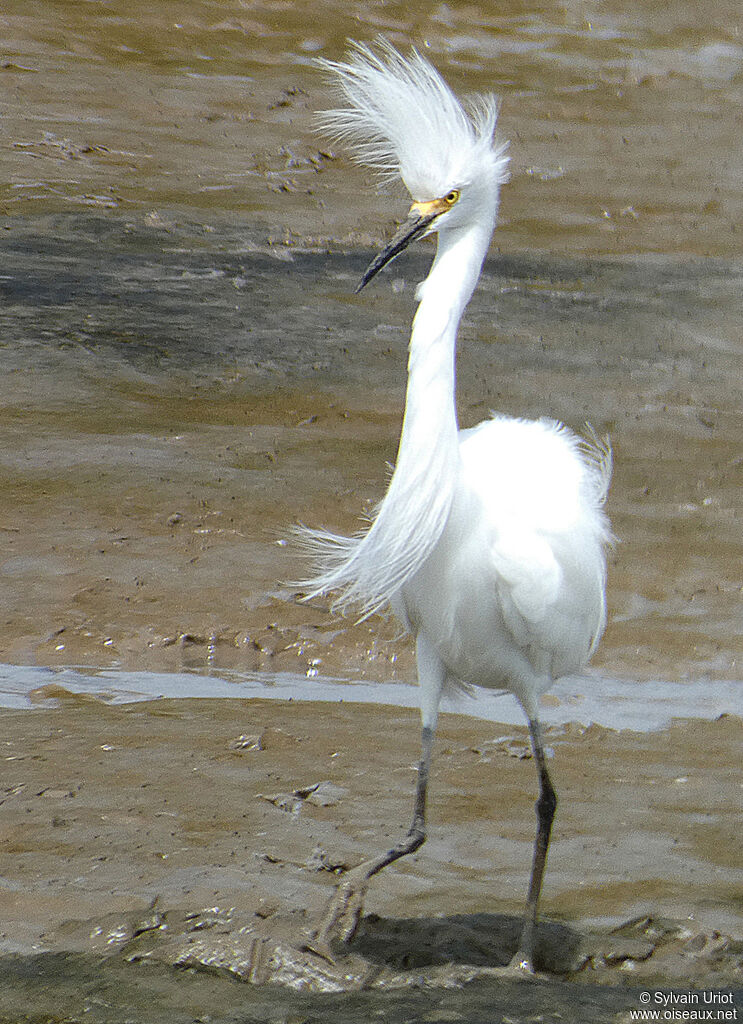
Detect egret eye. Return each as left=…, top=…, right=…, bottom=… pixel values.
left=444, top=189, right=460, bottom=205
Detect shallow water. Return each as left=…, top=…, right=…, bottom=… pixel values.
left=1, top=4, right=742, bottom=1021
left=1, top=662, right=740, bottom=733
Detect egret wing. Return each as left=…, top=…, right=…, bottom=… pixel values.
left=459, top=415, right=610, bottom=669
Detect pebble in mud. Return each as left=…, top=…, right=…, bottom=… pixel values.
left=258, top=780, right=349, bottom=814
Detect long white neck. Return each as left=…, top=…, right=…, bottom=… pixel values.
left=300, top=219, right=493, bottom=618
left=399, top=221, right=493, bottom=466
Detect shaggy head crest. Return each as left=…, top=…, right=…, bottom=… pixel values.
left=316, top=39, right=509, bottom=201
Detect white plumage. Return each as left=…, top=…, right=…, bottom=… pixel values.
left=299, top=40, right=613, bottom=973
left=315, top=41, right=506, bottom=196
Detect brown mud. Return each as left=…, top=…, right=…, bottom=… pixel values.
left=1, top=217, right=741, bottom=687
left=0, top=696, right=741, bottom=1022
left=0, top=2, right=741, bottom=1020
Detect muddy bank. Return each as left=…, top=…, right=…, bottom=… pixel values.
left=1, top=215, right=742, bottom=687
left=1, top=0, right=740, bottom=694
left=0, top=696, right=740, bottom=1020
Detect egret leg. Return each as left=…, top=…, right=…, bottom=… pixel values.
left=306, top=723, right=435, bottom=960
left=510, top=715, right=557, bottom=973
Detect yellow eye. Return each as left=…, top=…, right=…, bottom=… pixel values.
left=444, top=189, right=460, bottom=205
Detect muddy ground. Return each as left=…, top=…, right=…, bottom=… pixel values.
left=0, top=693, right=740, bottom=1021
left=1, top=3, right=742, bottom=1020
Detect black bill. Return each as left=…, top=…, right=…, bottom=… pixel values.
left=356, top=207, right=440, bottom=293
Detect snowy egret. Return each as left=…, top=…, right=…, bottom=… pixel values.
left=299, top=41, right=612, bottom=973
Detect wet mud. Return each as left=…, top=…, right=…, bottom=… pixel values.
left=0, top=696, right=741, bottom=1021
left=2, top=0, right=741, bottom=258
left=1, top=215, right=741, bottom=686
left=0, top=2, right=742, bottom=1020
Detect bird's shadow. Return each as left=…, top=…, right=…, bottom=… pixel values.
left=347, top=911, right=582, bottom=975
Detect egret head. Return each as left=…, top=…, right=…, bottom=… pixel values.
left=316, top=39, right=509, bottom=289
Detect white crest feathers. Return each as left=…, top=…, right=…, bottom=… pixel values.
left=315, top=39, right=509, bottom=199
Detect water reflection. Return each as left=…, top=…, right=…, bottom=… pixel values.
left=1, top=661, right=739, bottom=732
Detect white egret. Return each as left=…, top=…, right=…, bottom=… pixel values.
left=299, top=40, right=612, bottom=973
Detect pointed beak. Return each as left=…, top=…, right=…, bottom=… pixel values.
left=356, top=198, right=448, bottom=293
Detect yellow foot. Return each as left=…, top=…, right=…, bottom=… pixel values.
left=506, top=952, right=536, bottom=975
left=469, top=951, right=542, bottom=980
left=303, top=932, right=336, bottom=964
left=303, top=866, right=371, bottom=961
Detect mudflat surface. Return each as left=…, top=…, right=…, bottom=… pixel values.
left=1, top=216, right=741, bottom=687
left=0, top=695, right=741, bottom=1022
left=1, top=3, right=742, bottom=1020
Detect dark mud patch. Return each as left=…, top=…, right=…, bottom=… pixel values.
left=1, top=910, right=740, bottom=1024
left=0, top=951, right=648, bottom=1024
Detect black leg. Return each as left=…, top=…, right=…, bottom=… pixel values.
left=307, top=724, right=435, bottom=958
left=510, top=715, right=557, bottom=972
